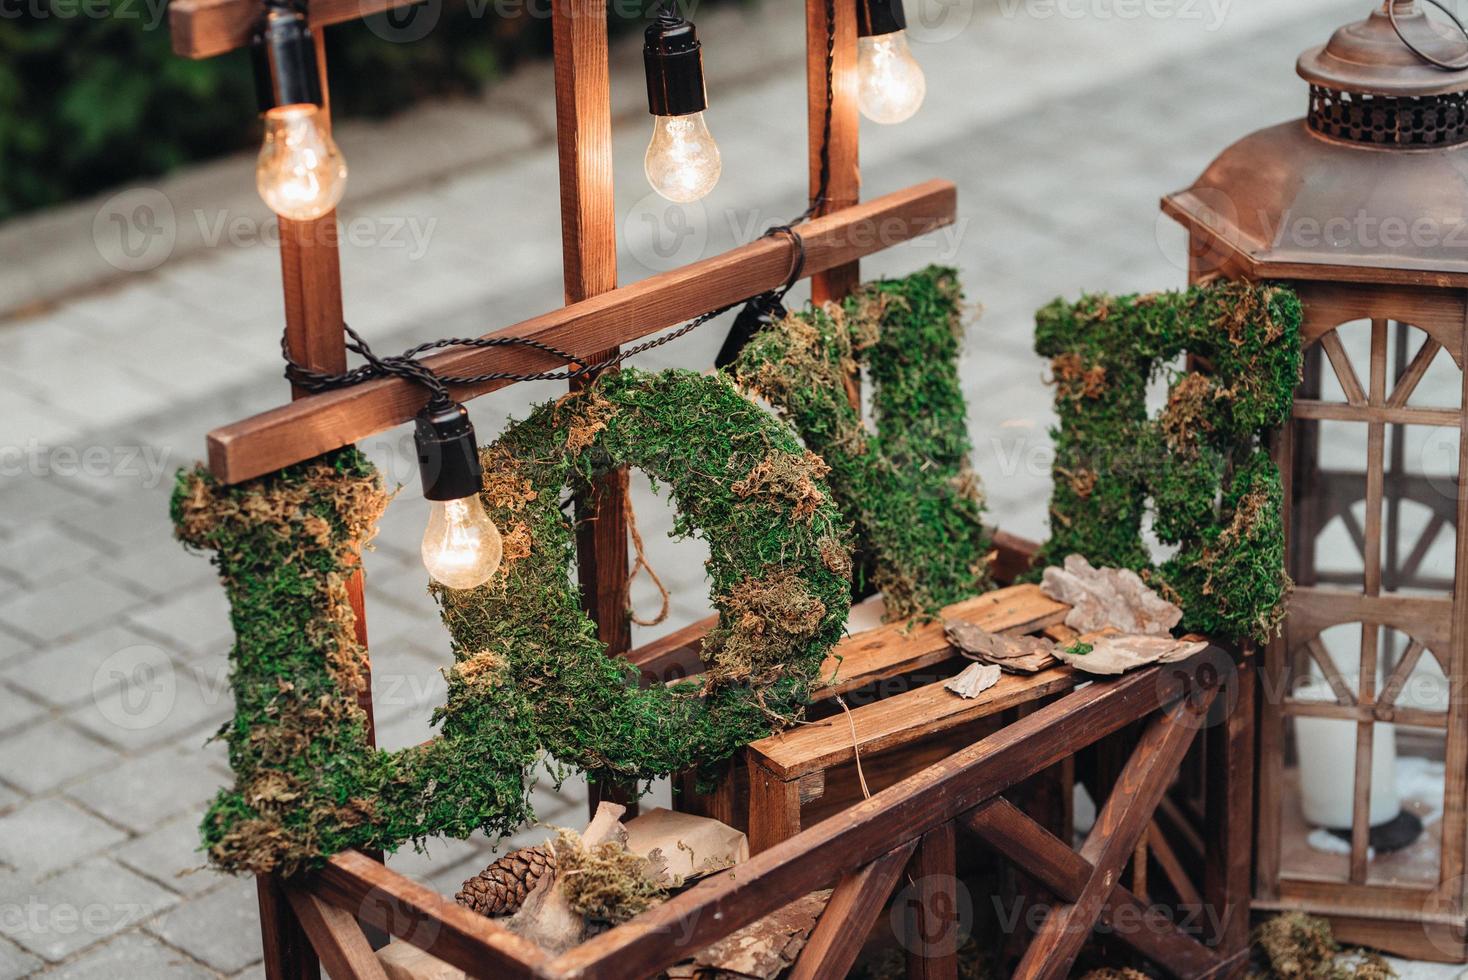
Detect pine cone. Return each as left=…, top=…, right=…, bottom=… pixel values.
left=456, top=844, right=557, bottom=917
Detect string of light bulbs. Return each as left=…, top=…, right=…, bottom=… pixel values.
left=257, top=0, right=930, bottom=590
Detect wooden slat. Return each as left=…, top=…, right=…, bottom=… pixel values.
left=1280, top=698, right=1447, bottom=729
left=904, top=822, right=959, bottom=979
left=1149, top=819, right=1204, bottom=909
left=315, top=851, right=550, bottom=977
left=1290, top=399, right=1460, bottom=428
left=789, top=841, right=916, bottom=980
left=1203, top=653, right=1254, bottom=958
left=806, top=0, right=860, bottom=305
left=1303, top=636, right=1355, bottom=705
left=961, top=797, right=1223, bottom=978
left=1377, top=638, right=1427, bottom=709
left=627, top=580, right=1066, bottom=698
left=1011, top=690, right=1211, bottom=980
left=1286, top=588, right=1453, bottom=653
left=258, top=876, right=320, bottom=980
left=817, top=583, right=1070, bottom=698
left=286, top=888, right=390, bottom=980
left=751, top=667, right=1078, bottom=779
left=171, top=0, right=421, bottom=58
left=551, top=659, right=1204, bottom=979
left=1386, top=336, right=1441, bottom=408
left=1319, top=330, right=1367, bottom=406
left=206, top=180, right=956, bottom=484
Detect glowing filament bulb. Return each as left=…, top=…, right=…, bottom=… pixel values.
left=857, top=31, right=926, bottom=125
left=256, top=104, right=348, bottom=221
left=644, top=111, right=721, bottom=203
left=421, top=495, right=502, bottom=591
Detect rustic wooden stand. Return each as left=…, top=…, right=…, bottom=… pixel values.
left=167, top=0, right=1254, bottom=974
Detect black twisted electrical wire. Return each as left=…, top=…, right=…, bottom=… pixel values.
left=281, top=0, right=837, bottom=399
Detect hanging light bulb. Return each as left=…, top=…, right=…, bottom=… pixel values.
left=643, top=7, right=721, bottom=203
left=415, top=401, right=502, bottom=591
left=856, top=0, right=927, bottom=125
left=251, top=1, right=349, bottom=221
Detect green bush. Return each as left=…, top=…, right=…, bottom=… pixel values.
left=0, top=0, right=704, bottom=220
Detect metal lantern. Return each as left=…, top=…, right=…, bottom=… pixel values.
left=1164, top=0, right=1468, bottom=961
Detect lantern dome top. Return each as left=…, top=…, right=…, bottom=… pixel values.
left=1299, top=1, right=1468, bottom=97
left=1163, top=1, right=1468, bottom=287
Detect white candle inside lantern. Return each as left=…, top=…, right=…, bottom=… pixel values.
left=1294, top=676, right=1401, bottom=830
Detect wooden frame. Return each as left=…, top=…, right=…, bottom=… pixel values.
left=167, top=0, right=1256, bottom=973
left=1192, top=246, right=1468, bottom=961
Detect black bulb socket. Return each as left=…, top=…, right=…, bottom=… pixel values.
left=716, top=293, right=788, bottom=371
left=644, top=14, right=708, bottom=117
left=415, top=402, right=483, bottom=502
left=856, top=0, right=906, bottom=38
left=252, top=6, right=324, bottom=113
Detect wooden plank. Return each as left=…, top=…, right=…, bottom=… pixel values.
left=171, top=0, right=422, bottom=57
left=1286, top=588, right=1453, bottom=653
left=315, top=851, right=551, bottom=977
left=1280, top=698, right=1447, bottom=729
left=1386, top=337, right=1441, bottom=408
left=627, top=582, right=1066, bottom=701
left=806, top=0, right=860, bottom=304
left=991, top=529, right=1041, bottom=585
left=287, top=888, right=390, bottom=980
left=1290, top=399, right=1460, bottom=428
left=551, top=0, right=632, bottom=820
left=206, top=181, right=957, bottom=484
left=1319, top=330, right=1367, bottom=406
left=258, top=876, right=321, bottom=980
left=551, top=659, right=1205, bottom=979
left=1203, top=653, right=1253, bottom=958
left=961, top=797, right=1223, bottom=978
left=817, top=584, right=1070, bottom=699
left=1149, top=819, right=1203, bottom=909
left=789, top=841, right=916, bottom=980
left=1436, top=308, right=1468, bottom=903
left=751, top=667, right=1078, bottom=779
left=747, top=759, right=804, bottom=854
left=1011, top=690, right=1210, bottom=980
left=904, top=822, right=959, bottom=979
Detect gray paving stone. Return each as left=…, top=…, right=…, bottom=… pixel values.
left=0, top=798, right=127, bottom=876
left=37, top=930, right=213, bottom=980
left=0, top=525, right=102, bottom=588
left=94, top=535, right=215, bottom=602
left=229, top=963, right=266, bottom=980
left=113, top=809, right=222, bottom=897
left=0, top=937, right=40, bottom=980
left=68, top=654, right=231, bottom=754
left=67, top=743, right=228, bottom=834
left=0, top=784, right=20, bottom=816
left=147, top=877, right=261, bottom=976
left=0, top=625, right=158, bottom=709
left=56, top=487, right=174, bottom=555
left=0, top=683, right=47, bottom=737
left=0, top=720, right=121, bottom=796
left=124, top=586, right=234, bottom=663
left=1, top=860, right=176, bottom=962
left=0, top=627, right=37, bottom=669
left=0, top=574, right=142, bottom=646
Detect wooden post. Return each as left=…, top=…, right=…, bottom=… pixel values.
left=551, top=0, right=636, bottom=819
left=806, top=0, right=860, bottom=307
left=260, top=32, right=364, bottom=978
left=904, top=821, right=959, bottom=980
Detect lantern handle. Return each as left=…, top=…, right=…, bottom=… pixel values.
left=1389, top=0, right=1468, bottom=71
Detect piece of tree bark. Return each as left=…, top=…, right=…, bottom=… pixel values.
left=944, top=620, right=1057, bottom=673
left=1040, top=554, right=1182, bottom=636
left=687, top=890, right=831, bottom=979
left=944, top=662, right=1002, bottom=699
left=1053, top=633, right=1208, bottom=675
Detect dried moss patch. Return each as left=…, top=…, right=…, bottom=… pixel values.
left=553, top=828, right=668, bottom=924
left=1033, top=282, right=1302, bottom=642
left=734, top=266, right=992, bottom=621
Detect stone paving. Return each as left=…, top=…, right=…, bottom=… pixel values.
left=4, top=0, right=1462, bottom=976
